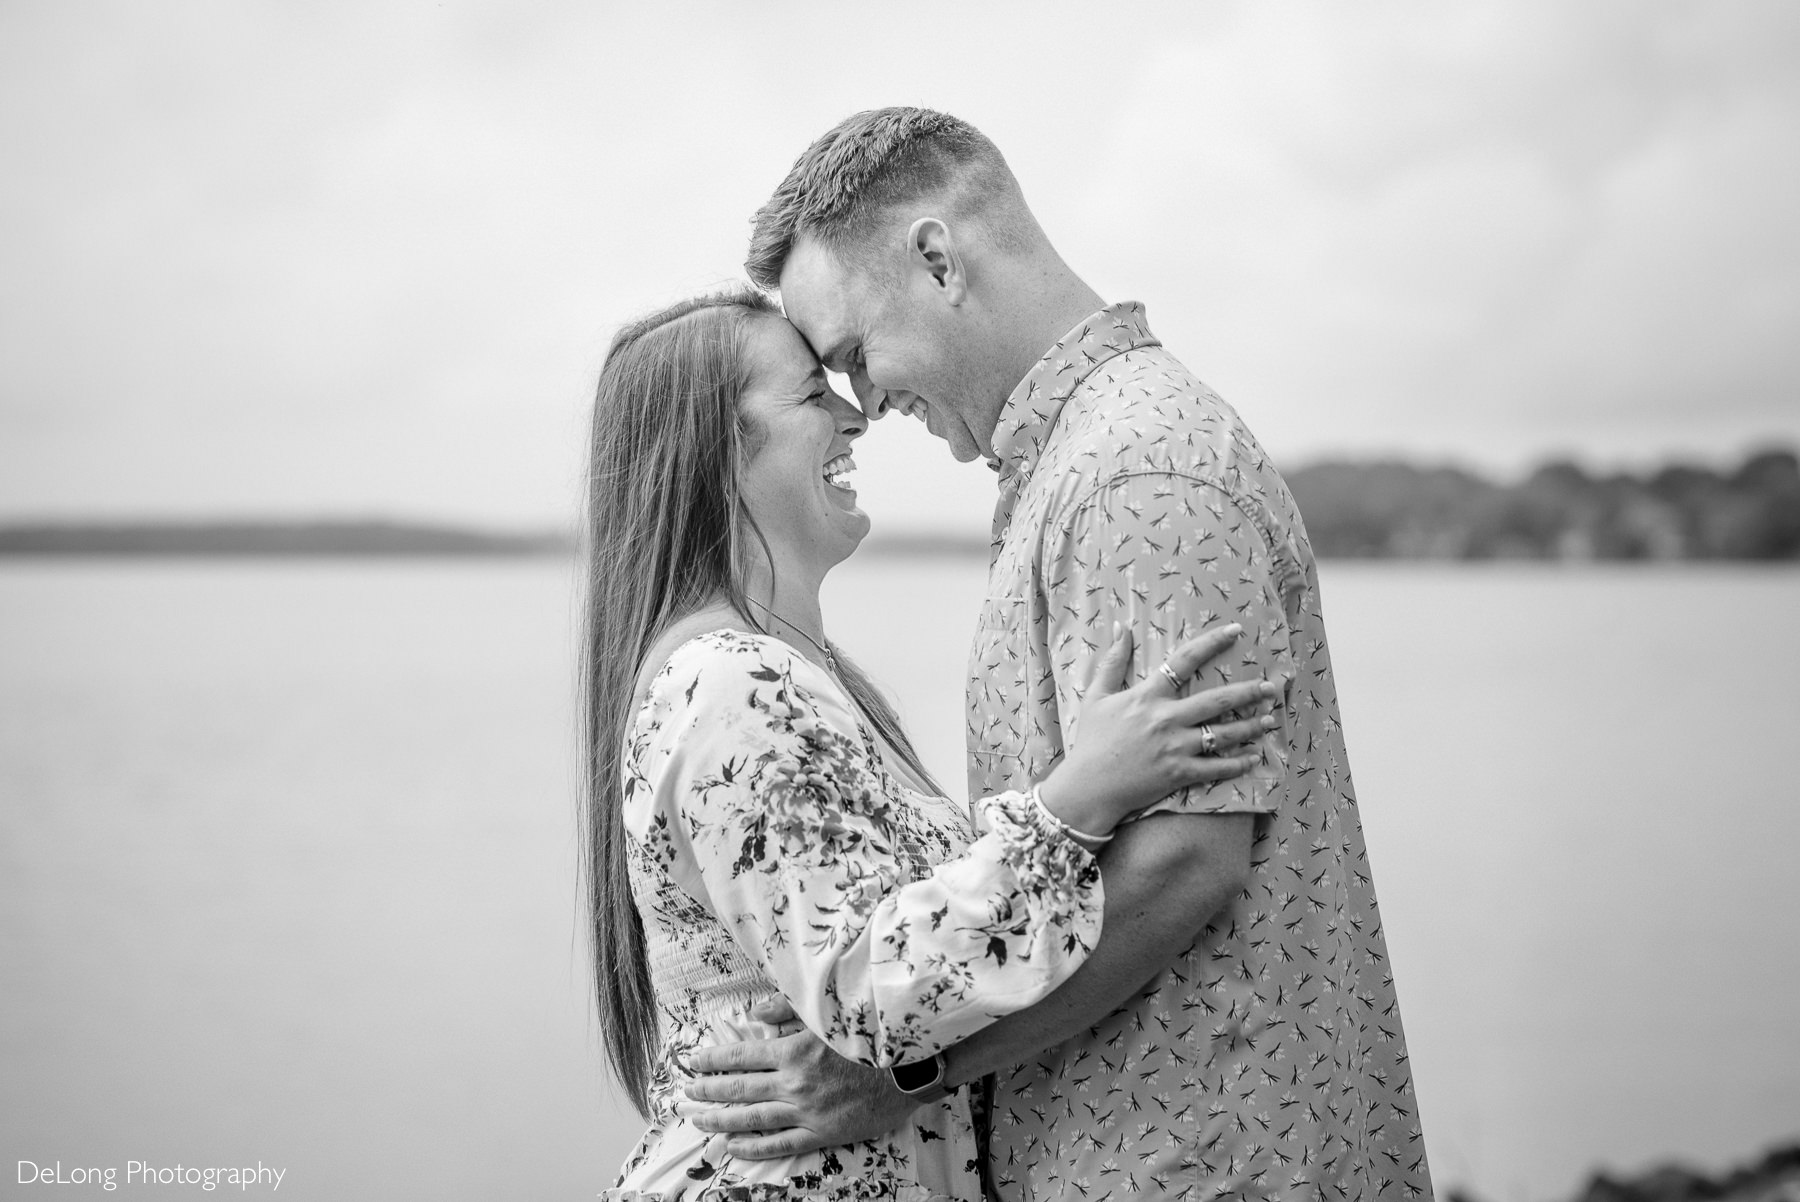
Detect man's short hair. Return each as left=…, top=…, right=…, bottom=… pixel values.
left=746, top=107, right=1026, bottom=290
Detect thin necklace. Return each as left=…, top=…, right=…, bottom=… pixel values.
left=742, top=595, right=839, bottom=676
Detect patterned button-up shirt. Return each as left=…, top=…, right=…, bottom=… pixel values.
left=966, top=303, right=1432, bottom=1201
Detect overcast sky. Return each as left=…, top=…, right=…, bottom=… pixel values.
left=3, top=1, right=1796, bottom=532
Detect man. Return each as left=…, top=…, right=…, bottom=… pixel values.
left=683, top=107, right=1431, bottom=1201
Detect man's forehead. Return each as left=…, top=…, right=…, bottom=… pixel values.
left=778, top=240, right=861, bottom=363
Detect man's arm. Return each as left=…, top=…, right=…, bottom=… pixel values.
left=680, top=810, right=1250, bottom=1155
left=941, top=808, right=1250, bottom=1087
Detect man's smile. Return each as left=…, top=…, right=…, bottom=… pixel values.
left=887, top=392, right=925, bottom=421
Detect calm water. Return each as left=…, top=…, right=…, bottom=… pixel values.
left=1, top=559, right=1796, bottom=1200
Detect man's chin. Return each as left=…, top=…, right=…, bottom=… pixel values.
left=918, top=409, right=985, bottom=463
left=945, top=425, right=993, bottom=463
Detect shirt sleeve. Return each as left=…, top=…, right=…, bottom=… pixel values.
left=1040, top=471, right=1300, bottom=819
left=633, top=634, right=1105, bottom=1068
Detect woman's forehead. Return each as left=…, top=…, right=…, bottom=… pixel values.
left=747, top=315, right=825, bottom=387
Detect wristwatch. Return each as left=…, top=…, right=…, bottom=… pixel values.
left=888, top=1051, right=953, bottom=1104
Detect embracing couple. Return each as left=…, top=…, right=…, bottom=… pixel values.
left=581, top=108, right=1431, bottom=1202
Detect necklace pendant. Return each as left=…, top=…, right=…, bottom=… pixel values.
left=744, top=595, right=837, bottom=678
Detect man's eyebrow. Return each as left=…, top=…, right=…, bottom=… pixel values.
left=814, top=338, right=854, bottom=372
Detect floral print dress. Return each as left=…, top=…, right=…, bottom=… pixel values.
left=604, top=630, right=1105, bottom=1202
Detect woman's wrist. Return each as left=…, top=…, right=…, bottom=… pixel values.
left=1030, top=779, right=1116, bottom=850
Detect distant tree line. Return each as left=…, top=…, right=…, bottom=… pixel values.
left=0, top=519, right=571, bottom=557
left=1286, top=447, right=1800, bottom=560
left=3, top=449, right=1795, bottom=561
left=1448, top=1141, right=1798, bottom=1202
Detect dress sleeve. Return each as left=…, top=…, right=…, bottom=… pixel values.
left=636, top=633, right=1105, bottom=1068
left=1041, top=472, right=1300, bottom=819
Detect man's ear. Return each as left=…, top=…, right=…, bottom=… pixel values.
left=906, top=217, right=967, bottom=306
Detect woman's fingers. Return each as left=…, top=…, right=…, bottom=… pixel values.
left=1170, top=680, right=1276, bottom=725
left=1175, top=752, right=1263, bottom=783
left=1190, top=713, right=1276, bottom=755
left=1157, top=624, right=1243, bottom=690
left=1087, top=623, right=1135, bottom=696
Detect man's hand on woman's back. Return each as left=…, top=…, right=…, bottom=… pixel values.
left=680, top=996, right=919, bottom=1159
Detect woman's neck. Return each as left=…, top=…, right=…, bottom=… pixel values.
left=739, top=562, right=831, bottom=671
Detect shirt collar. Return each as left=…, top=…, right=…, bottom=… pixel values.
left=989, top=301, right=1161, bottom=490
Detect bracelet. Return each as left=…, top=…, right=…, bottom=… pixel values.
left=1029, top=783, right=1115, bottom=846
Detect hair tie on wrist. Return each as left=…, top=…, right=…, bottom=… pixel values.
left=1030, top=784, right=1115, bottom=845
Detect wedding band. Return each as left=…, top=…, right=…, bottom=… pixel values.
left=1198, top=724, right=1218, bottom=755
left=1157, top=661, right=1184, bottom=692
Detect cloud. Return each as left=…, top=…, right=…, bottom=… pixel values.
left=1, top=1, right=1796, bottom=523
left=1075, top=3, right=1800, bottom=471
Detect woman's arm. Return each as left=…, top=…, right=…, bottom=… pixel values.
left=638, top=632, right=1105, bottom=1069
left=940, top=810, right=1252, bottom=1082
left=674, top=812, right=1252, bottom=1156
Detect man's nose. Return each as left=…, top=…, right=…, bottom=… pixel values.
left=849, top=370, right=890, bottom=420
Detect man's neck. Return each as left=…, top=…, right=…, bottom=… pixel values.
left=1023, top=266, right=1107, bottom=368
left=984, top=253, right=1106, bottom=430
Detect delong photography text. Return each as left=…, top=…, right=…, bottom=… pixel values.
left=17, top=1161, right=286, bottom=1191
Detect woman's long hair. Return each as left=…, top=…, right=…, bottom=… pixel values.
left=581, top=285, right=941, bottom=1116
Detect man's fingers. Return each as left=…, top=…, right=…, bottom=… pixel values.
left=681, top=1101, right=803, bottom=1134
left=683, top=1037, right=786, bottom=1077
left=683, top=1070, right=782, bottom=1105
left=1161, top=623, right=1243, bottom=682
left=725, top=1129, right=830, bottom=1161
left=1087, top=623, right=1133, bottom=695
left=750, top=995, right=799, bottom=1026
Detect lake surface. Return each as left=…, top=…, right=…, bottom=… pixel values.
left=2, top=559, right=1796, bottom=1200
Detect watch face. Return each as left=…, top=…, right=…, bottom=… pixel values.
left=891, top=1055, right=942, bottom=1093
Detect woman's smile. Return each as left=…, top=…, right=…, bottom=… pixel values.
left=823, top=454, right=856, bottom=494
left=736, top=316, right=871, bottom=576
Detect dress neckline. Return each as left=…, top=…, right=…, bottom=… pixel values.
left=643, top=627, right=947, bottom=803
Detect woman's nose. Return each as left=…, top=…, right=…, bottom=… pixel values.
left=831, top=392, right=867, bottom=439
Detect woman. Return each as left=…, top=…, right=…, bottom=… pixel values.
left=581, top=287, right=1273, bottom=1201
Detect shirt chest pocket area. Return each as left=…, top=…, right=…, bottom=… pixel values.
left=966, top=594, right=1034, bottom=768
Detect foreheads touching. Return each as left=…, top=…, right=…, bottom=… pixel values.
left=744, top=107, right=1038, bottom=300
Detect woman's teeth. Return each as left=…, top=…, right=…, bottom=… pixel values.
left=822, top=454, right=855, bottom=490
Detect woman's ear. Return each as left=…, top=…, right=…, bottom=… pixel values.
left=907, top=217, right=967, bottom=306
